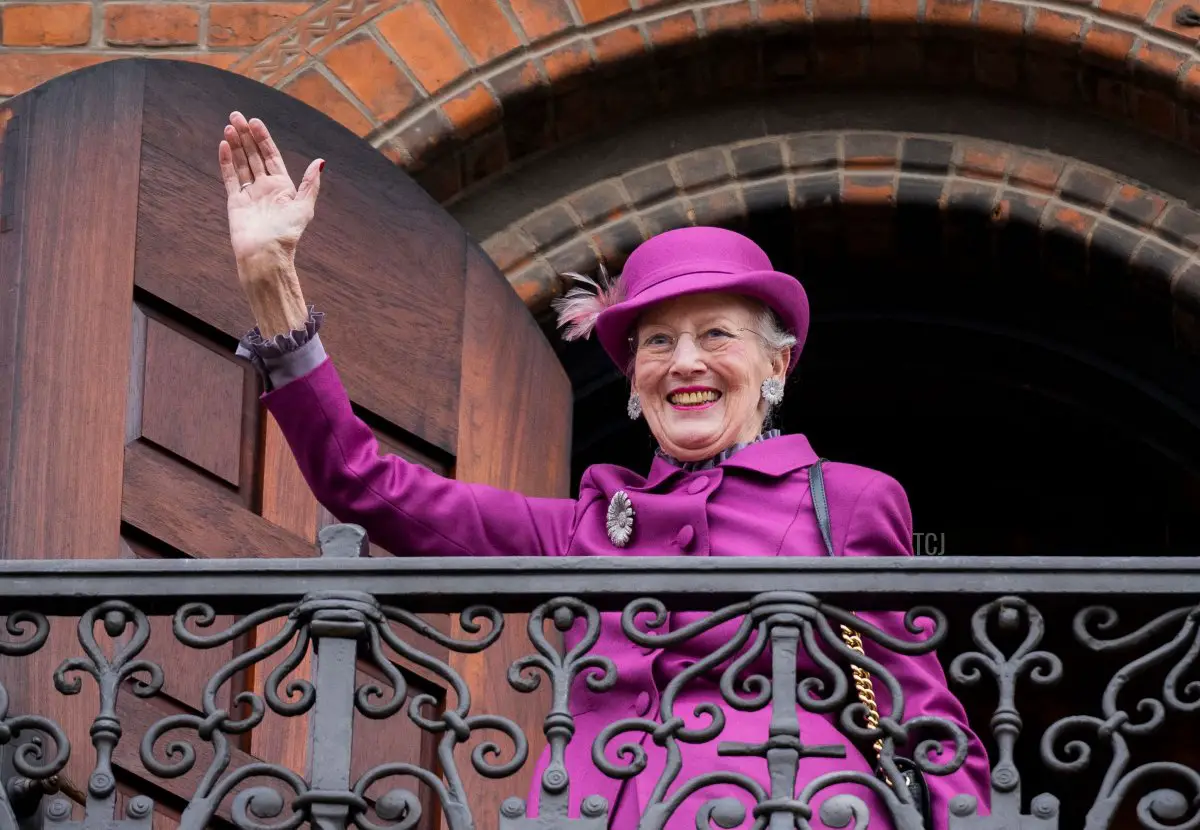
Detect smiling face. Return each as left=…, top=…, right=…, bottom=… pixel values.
left=631, top=292, right=791, bottom=462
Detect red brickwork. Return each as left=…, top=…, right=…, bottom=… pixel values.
left=4, top=0, right=1200, bottom=147
left=476, top=131, right=1200, bottom=319
left=3, top=0, right=1200, bottom=170
left=104, top=4, right=202, bottom=47
left=2, top=4, right=92, bottom=47
left=209, top=3, right=311, bottom=46
left=3, top=1, right=1200, bottom=313
left=0, top=2, right=315, bottom=96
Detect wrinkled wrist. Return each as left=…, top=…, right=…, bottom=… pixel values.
left=246, top=277, right=308, bottom=336
left=236, top=244, right=296, bottom=280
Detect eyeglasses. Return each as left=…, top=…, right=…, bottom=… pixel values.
left=628, top=327, right=767, bottom=359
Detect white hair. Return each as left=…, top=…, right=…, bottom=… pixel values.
left=753, top=305, right=797, bottom=355
left=751, top=304, right=794, bottom=431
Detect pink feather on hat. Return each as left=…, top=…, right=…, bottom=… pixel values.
left=551, top=263, right=625, bottom=341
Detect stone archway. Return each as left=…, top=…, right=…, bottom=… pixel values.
left=360, top=8, right=1200, bottom=205
left=471, top=129, right=1200, bottom=314
left=450, top=126, right=1200, bottom=564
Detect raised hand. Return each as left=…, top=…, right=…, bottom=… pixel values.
left=219, top=111, right=323, bottom=268
left=219, top=112, right=322, bottom=336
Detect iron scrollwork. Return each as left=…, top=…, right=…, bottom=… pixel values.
left=351, top=601, right=520, bottom=830
left=503, top=597, right=615, bottom=830
left=580, top=592, right=968, bottom=830
left=948, top=597, right=1063, bottom=830
left=1041, top=605, right=1200, bottom=830
left=0, top=613, right=68, bottom=830
left=140, top=600, right=313, bottom=830
left=134, top=524, right=521, bottom=830
left=2, top=528, right=1200, bottom=830
left=45, top=603, right=159, bottom=830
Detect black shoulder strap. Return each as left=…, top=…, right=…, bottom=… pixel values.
left=809, top=458, right=836, bottom=557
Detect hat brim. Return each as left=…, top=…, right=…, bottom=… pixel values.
left=594, top=269, right=810, bottom=375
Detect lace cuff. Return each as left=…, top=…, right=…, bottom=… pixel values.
left=235, top=306, right=327, bottom=391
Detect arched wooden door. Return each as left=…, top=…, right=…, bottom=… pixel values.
left=0, top=58, right=569, bottom=829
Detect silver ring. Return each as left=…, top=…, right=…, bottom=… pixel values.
left=240, top=182, right=251, bottom=191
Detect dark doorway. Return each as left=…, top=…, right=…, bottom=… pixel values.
left=556, top=206, right=1200, bottom=558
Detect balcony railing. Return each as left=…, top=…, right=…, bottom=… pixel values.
left=1, top=524, right=1199, bottom=830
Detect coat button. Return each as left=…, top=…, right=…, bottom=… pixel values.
left=687, top=476, right=709, bottom=495
left=635, top=691, right=652, bottom=716
left=674, top=525, right=695, bottom=549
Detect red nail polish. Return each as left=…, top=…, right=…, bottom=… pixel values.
left=319, top=161, right=325, bottom=172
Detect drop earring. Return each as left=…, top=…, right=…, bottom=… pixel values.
left=761, top=378, right=784, bottom=406
left=627, top=392, right=642, bottom=420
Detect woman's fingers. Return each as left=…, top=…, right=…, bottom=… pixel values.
left=296, top=157, right=324, bottom=208
left=230, top=111, right=265, bottom=178
left=218, top=140, right=242, bottom=197
left=224, top=123, right=253, bottom=185
left=248, top=118, right=287, bottom=176
left=222, top=111, right=306, bottom=202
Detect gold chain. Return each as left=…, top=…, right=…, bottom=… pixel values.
left=839, top=623, right=884, bottom=760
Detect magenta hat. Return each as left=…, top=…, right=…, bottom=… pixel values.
left=553, top=226, right=809, bottom=375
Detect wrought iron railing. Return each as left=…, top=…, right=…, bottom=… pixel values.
left=1, top=524, right=1199, bottom=830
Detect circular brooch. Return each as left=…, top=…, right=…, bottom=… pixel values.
left=606, top=490, right=635, bottom=548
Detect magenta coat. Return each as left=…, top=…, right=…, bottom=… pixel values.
left=263, top=356, right=991, bottom=830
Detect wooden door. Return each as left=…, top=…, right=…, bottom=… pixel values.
left=0, top=58, right=570, bottom=830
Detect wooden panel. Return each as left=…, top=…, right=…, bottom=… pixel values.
left=0, top=103, right=23, bottom=553
left=1, top=61, right=144, bottom=554
left=0, top=59, right=146, bottom=796
left=1, top=60, right=578, bottom=830
left=451, top=245, right=573, bottom=820
left=261, top=417, right=322, bottom=541
left=139, top=317, right=245, bottom=485
left=134, top=60, right=468, bottom=455
left=0, top=106, right=15, bottom=232
left=122, top=441, right=317, bottom=560
left=455, top=245, right=572, bottom=496
left=126, top=305, right=149, bottom=444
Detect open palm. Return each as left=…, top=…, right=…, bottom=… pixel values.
left=218, top=111, right=323, bottom=265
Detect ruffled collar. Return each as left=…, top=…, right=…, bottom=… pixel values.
left=655, top=429, right=782, bottom=471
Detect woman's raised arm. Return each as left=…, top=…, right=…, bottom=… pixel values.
left=219, top=111, right=320, bottom=339
left=262, top=355, right=575, bottom=557
left=220, top=113, right=576, bottom=558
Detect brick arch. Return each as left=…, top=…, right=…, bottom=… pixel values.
left=369, top=5, right=1200, bottom=173
left=8, top=2, right=1200, bottom=206
left=188, top=0, right=1200, bottom=204
left=474, top=130, right=1200, bottom=325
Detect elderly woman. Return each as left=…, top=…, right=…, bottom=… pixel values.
left=219, top=112, right=990, bottom=830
